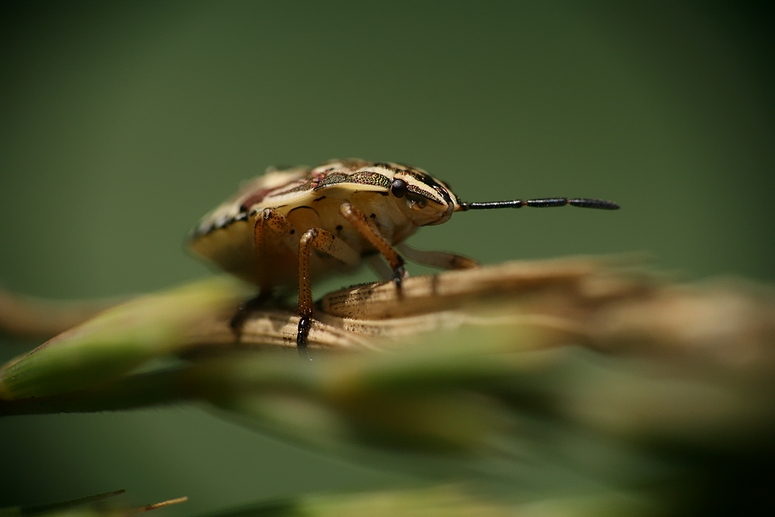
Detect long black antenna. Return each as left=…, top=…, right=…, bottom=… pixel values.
left=459, top=197, right=620, bottom=211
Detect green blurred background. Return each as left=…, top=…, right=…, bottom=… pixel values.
left=1, top=0, right=772, bottom=513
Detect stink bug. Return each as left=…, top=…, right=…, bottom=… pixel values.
left=189, top=159, right=619, bottom=354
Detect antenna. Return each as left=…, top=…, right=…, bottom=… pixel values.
left=459, top=197, right=620, bottom=211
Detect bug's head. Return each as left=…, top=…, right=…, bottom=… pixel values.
left=388, top=168, right=461, bottom=227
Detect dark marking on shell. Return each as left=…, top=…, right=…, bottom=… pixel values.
left=214, top=215, right=230, bottom=229
left=191, top=210, right=252, bottom=239
left=273, top=178, right=316, bottom=196
left=349, top=171, right=391, bottom=189
left=239, top=188, right=272, bottom=211
left=313, top=171, right=392, bottom=191
left=316, top=173, right=350, bottom=188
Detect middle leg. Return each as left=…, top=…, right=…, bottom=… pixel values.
left=296, top=227, right=361, bottom=356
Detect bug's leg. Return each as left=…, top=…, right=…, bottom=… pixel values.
left=339, top=202, right=406, bottom=288
left=364, top=254, right=395, bottom=281
left=252, top=207, right=299, bottom=259
left=297, top=227, right=361, bottom=356
left=230, top=208, right=297, bottom=340
left=396, top=242, right=479, bottom=270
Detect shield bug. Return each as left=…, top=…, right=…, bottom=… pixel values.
left=189, top=159, right=619, bottom=355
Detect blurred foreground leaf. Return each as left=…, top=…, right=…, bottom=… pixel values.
left=0, top=278, right=248, bottom=400
left=1, top=258, right=774, bottom=514
left=201, top=485, right=657, bottom=517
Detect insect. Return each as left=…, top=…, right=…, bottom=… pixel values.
left=189, top=159, right=619, bottom=355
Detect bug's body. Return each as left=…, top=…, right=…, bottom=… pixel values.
left=189, top=158, right=619, bottom=353
left=190, top=159, right=458, bottom=290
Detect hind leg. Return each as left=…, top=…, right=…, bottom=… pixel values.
left=396, top=242, right=479, bottom=270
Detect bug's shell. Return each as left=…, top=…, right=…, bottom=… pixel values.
left=189, top=159, right=447, bottom=289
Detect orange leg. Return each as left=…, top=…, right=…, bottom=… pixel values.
left=230, top=209, right=297, bottom=338
left=252, top=208, right=298, bottom=279
left=339, top=202, right=406, bottom=288
left=296, top=227, right=360, bottom=356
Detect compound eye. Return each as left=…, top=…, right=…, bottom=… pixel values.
left=390, top=178, right=408, bottom=198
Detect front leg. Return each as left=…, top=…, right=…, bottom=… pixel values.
left=339, top=202, right=406, bottom=288
left=296, top=227, right=360, bottom=357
